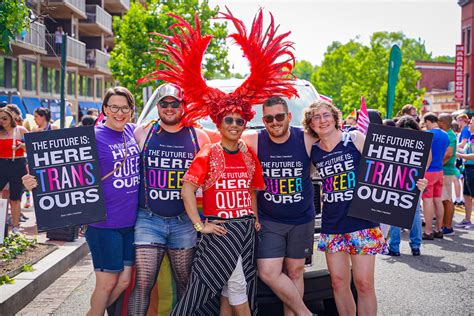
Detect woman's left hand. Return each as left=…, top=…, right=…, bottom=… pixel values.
left=416, top=178, right=428, bottom=192
left=255, top=220, right=261, bottom=232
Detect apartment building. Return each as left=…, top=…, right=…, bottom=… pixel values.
left=0, top=0, right=130, bottom=122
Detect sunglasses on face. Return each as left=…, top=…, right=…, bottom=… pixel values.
left=263, top=113, right=287, bottom=123
left=158, top=100, right=181, bottom=109
left=223, top=116, right=246, bottom=127
left=106, top=104, right=132, bottom=114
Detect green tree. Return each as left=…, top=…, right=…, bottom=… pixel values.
left=293, top=60, right=315, bottom=80
left=433, top=55, right=455, bottom=63
left=311, top=33, right=424, bottom=118
left=110, top=0, right=229, bottom=109
left=0, top=0, right=30, bottom=53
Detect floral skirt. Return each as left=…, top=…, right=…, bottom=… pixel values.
left=318, top=227, right=388, bottom=255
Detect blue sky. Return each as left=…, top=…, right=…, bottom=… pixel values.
left=209, top=0, right=460, bottom=74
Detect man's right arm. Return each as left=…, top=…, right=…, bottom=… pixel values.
left=134, top=123, right=152, bottom=150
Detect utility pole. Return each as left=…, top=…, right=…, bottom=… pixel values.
left=60, top=33, right=67, bottom=129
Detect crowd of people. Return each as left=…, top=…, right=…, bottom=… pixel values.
left=1, top=10, right=472, bottom=316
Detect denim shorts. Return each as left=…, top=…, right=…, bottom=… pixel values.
left=134, top=208, right=197, bottom=249
left=85, top=226, right=135, bottom=273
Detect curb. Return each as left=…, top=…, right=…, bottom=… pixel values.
left=0, top=237, right=89, bottom=316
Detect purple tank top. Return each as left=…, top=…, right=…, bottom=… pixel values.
left=257, top=127, right=315, bottom=225
left=139, top=125, right=199, bottom=217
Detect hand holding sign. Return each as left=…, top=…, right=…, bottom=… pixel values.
left=348, top=124, right=433, bottom=229
left=24, top=127, right=106, bottom=231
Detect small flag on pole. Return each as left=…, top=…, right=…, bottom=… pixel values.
left=356, top=96, right=370, bottom=134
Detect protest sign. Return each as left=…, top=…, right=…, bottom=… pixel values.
left=348, top=124, right=433, bottom=229
left=25, top=127, right=106, bottom=231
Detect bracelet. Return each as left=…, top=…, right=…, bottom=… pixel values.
left=193, top=221, right=204, bottom=232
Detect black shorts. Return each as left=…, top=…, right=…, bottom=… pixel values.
left=0, top=158, right=27, bottom=201
left=463, top=167, right=474, bottom=197
left=257, top=219, right=314, bottom=259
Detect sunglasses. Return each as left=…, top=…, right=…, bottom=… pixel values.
left=107, top=104, right=133, bottom=114
left=158, top=100, right=181, bottom=109
left=223, top=116, right=245, bottom=127
left=263, top=113, right=287, bottom=123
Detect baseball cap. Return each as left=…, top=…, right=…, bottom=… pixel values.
left=156, top=83, right=183, bottom=103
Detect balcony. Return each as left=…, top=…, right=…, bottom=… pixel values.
left=11, top=22, right=47, bottom=56
left=43, top=34, right=87, bottom=68
left=104, top=0, right=130, bottom=14
left=42, top=0, right=86, bottom=20
left=79, top=49, right=111, bottom=76
left=79, top=5, right=113, bottom=36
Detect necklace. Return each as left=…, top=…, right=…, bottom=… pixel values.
left=220, top=143, right=239, bottom=154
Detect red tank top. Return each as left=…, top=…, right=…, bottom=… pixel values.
left=0, top=138, right=25, bottom=158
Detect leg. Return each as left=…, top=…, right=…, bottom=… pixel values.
left=350, top=255, right=377, bottom=316
left=442, top=175, right=455, bottom=229
left=167, top=247, right=195, bottom=299
left=128, top=246, right=165, bottom=315
left=388, top=226, right=401, bottom=253
left=454, top=176, right=461, bottom=202
left=433, top=197, right=445, bottom=232
left=9, top=199, right=21, bottom=228
left=220, top=296, right=233, bottom=316
left=465, top=195, right=473, bottom=222
left=409, top=205, right=422, bottom=250
left=283, top=258, right=306, bottom=316
left=258, top=258, right=310, bottom=316
left=325, top=252, right=355, bottom=316
left=422, top=197, right=434, bottom=234
left=107, top=266, right=132, bottom=306
left=221, top=256, right=251, bottom=316
left=86, top=271, right=119, bottom=316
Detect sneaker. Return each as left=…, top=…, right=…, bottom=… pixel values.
left=466, top=223, right=474, bottom=230
left=24, top=202, right=31, bottom=209
left=20, top=213, right=29, bottom=221
left=454, top=219, right=472, bottom=228
left=387, top=250, right=401, bottom=256
left=422, top=232, right=434, bottom=240
left=11, top=227, right=20, bottom=234
left=442, top=227, right=455, bottom=236
left=433, top=230, right=444, bottom=239
left=411, top=248, right=421, bottom=256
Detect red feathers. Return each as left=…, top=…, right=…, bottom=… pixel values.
left=139, top=8, right=298, bottom=126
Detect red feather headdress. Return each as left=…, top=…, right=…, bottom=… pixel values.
left=137, top=7, right=298, bottom=126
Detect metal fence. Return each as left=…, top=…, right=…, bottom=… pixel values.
left=46, top=34, right=86, bottom=65
left=86, top=49, right=110, bottom=71
left=16, top=22, right=46, bottom=50
left=49, top=0, right=86, bottom=14
left=85, top=5, right=112, bottom=31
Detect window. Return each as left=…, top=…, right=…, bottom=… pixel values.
left=67, top=71, right=76, bottom=96
left=41, top=67, right=51, bottom=93
left=79, top=75, right=84, bottom=96
left=467, top=27, right=471, bottom=55
left=0, top=57, right=16, bottom=89
left=23, top=59, right=37, bottom=91
left=96, top=77, right=102, bottom=98
left=466, top=74, right=470, bottom=108
left=87, top=77, right=93, bottom=97
left=54, top=69, right=60, bottom=94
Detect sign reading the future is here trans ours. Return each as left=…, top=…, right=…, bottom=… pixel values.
left=25, top=127, right=106, bottom=231
left=348, top=124, right=433, bottom=229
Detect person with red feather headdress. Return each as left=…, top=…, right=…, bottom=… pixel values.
left=138, top=8, right=299, bottom=315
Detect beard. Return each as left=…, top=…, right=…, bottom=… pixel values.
left=267, top=123, right=289, bottom=138
left=159, top=115, right=181, bottom=126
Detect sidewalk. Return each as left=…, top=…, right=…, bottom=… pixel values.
left=0, top=206, right=89, bottom=315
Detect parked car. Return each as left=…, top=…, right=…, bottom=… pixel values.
left=137, top=79, right=351, bottom=315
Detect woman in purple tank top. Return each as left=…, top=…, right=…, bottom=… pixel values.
left=303, top=99, right=427, bottom=316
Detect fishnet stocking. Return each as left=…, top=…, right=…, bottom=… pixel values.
left=167, top=247, right=196, bottom=299
left=128, top=246, right=165, bottom=315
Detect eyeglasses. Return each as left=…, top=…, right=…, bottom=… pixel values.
left=0, top=116, right=10, bottom=121
left=106, top=104, right=132, bottom=114
left=311, top=113, right=333, bottom=122
left=158, top=100, right=181, bottom=109
left=263, top=113, right=287, bottom=123
left=223, top=116, right=245, bottom=127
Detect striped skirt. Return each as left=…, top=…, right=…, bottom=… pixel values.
left=171, top=216, right=258, bottom=316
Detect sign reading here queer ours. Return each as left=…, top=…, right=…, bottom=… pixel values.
left=25, top=127, right=106, bottom=231
left=348, top=124, right=433, bottom=229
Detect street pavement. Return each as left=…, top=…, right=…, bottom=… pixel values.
left=18, top=212, right=474, bottom=315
